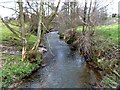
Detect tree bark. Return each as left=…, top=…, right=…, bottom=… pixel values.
left=82, top=0, right=87, bottom=33
left=32, top=0, right=43, bottom=51
left=18, top=0, right=27, bottom=61
left=46, top=0, right=60, bottom=28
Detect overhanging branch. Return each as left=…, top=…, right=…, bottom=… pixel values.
left=0, top=4, right=18, bottom=13
left=1, top=18, right=23, bottom=40
left=47, top=0, right=60, bottom=26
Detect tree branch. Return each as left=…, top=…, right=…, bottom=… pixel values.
left=44, top=2, right=56, bottom=11
left=47, top=0, right=60, bottom=27
left=1, top=18, right=23, bottom=40
left=26, top=0, right=38, bottom=15
left=0, top=4, right=18, bottom=13
left=87, top=0, right=92, bottom=24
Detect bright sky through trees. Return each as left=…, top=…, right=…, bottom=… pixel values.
left=0, top=0, right=119, bottom=17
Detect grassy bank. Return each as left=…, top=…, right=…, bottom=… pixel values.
left=76, top=24, right=118, bottom=44
left=95, top=24, right=119, bottom=87
left=0, top=22, right=42, bottom=87
left=96, top=24, right=118, bottom=43
left=83, top=24, right=119, bottom=87
left=63, top=24, right=119, bottom=87
left=0, top=23, right=37, bottom=49
left=1, top=53, right=41, bottom=87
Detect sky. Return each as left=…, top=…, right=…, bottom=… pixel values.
left=0, top=0, right=119, bottom=17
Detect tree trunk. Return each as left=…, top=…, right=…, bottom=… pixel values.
left=46, top=0, right=60, bottom=29
left=32, top=0, right=43, bottom=51
left=82, top=0, right=87, bottom=33
left=18, top=0, right=27, bottom=61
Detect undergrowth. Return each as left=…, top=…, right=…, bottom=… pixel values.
left=0, top=21, right=41, bottom=88
left=62, top=24, right=119, bottom=88
left=1, top=52, right=42, bottom=88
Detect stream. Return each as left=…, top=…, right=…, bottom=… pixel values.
left=17, top=31, right=97, bottom=88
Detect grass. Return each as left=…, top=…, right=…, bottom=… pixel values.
left=0, top=24, right=14, bottom=42
left=0, top=22, right=37, bottom=49
left=27, top=34, right=37, bottom=48
left=96, top=24, right=118, bottom=44
left=76, top=24, right=119, bottom=87
left=95, top=24, right=119, bottom=88
left=76, top=24, right=118, bottom=44
left=101, top=75, right=119, bottom=88
left=0, top=22, right=41, bottom=88
left=95, top=24, right=119, bottom=87
left=1, top=53, right=41, bottom=87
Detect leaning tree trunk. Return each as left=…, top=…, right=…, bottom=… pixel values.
left=32, top=0, right=43, bottom=51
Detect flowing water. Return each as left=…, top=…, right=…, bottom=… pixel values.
left=17, top=31, right=96, bottom=88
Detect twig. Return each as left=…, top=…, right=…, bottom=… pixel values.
left=26, top=1, right=38, bottom=15
left=47, top=0, right=60, bottom=26
left=42, top=22, right=49, bottom=32
left=1, top=18, right=23, bottom=40
left=0, top=4, right=18, bottom=13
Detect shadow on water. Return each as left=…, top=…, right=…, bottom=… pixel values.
left=17, top=31, right=97, bottom=88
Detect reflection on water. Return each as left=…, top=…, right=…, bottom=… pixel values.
left=18, top=31, right=96, bottom=88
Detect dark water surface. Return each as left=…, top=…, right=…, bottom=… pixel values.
left=18, top=31, right=96, bottom=88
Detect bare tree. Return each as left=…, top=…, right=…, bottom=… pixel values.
left=18, top=0, right=28, bottom=61
left=32, top=0, right=43, bottom=51
left=45, top=0, right=60, bottom=30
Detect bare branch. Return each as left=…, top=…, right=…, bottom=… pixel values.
left=47, top=0, right=61, bottom=27
left=9, top=22, right=20, bottom=27
left=87, top=0, right=92, bottom=23
left=44, top=2, right=56, bottom=11
left=0, top=4, right=18, bottom=13
left=1, top=18, right=23, bottom=40
left=42, top=22, right=48, bottom=32
left=26, top=0, right=38, bottom=15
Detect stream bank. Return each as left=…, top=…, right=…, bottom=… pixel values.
left=60, top=25, right=120, bottom=88
left=1, top=44, right=42, bottom=88
left=15, top=31, right=99, bottom=88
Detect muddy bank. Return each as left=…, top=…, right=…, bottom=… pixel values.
left=0, top=44, right=20, bottom=55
